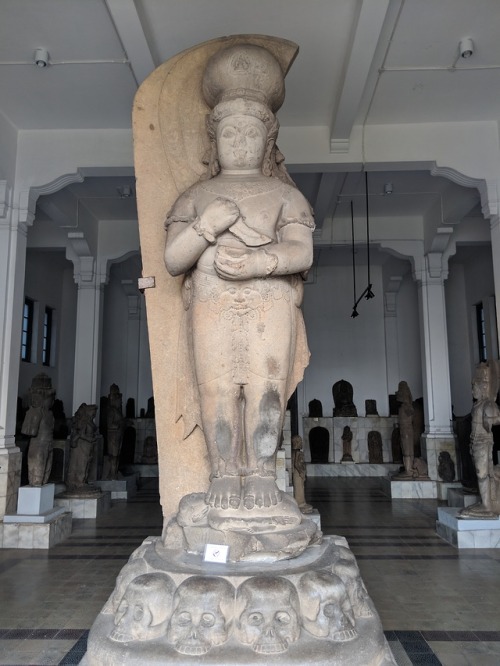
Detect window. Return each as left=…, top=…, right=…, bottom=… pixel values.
left=21, top=298, right=34, bottom=362
left=42, top=306, right=53, bottom=366
left=475, top=302, right=487, bottom=362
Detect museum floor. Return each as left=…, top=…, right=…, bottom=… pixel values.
left=1, top=477, right=500, bottom=665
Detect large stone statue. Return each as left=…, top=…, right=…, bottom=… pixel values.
left=82, top=36, right=396, bottom=666
left=164, top=43, right=314, bottom=518
left=394, top=380, right=414, bottom=478
left=105, top=384, right=124, bottom=480
left=459, top=362, right=500, bottom=519
left=66, top=403, right=99, bottom=493
left=332, top=379, right=357, bottom=417
left=21, top=373, right=55, bottom=486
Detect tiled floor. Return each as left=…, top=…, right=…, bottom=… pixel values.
left=1, top=477, right=499, bottom=665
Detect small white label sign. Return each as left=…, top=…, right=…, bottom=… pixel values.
left=203, top=544, right=229, bottom=563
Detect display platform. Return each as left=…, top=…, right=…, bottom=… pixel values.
left=436, top=507, right=500, bottom=548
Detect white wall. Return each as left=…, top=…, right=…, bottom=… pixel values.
left=395, top=273, right=422, bottom=400
left=18, top=249, right=77, bottom=411
left=301, top=258, right=389, bottom=418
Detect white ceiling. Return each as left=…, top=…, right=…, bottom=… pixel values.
left=2, top=0, right=498, bottom=266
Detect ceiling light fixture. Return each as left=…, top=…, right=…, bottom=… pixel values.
left=117, top=186, right=134, bottom=198
left=384, top=182, right=393, bottom=196
left=34, top=48, right=49, bottom=67
left=459, top=37, right=474, bottom=59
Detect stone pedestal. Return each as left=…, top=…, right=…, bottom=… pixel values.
left=447, top=488, right=480, bottom=508
left=55, top=491, right=111, bottom=519
left=436, top=507, right=500, bottom=548
left=381, top=477, right=438, bottom=498
left=92, top=475, right=138, bottom=500
left=436, top=481, right=461, bottom=501
left=308, top=463, right=399, bottom=478
left=81, top=536, right=396, bottom=665
left=1, top=483, right=71, bottom=549
left=123, top=464, right=159, bottom=478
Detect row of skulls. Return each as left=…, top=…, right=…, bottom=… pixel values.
left=103, top=545, right=373, bottom=655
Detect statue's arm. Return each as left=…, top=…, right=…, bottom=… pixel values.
left=164, top=195, right=240, bottom=276
left=482, top=401, right=500, bottom=432
left=214, top=223, right=313, bottom=280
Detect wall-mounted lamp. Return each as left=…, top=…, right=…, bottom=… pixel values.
left=34, top=48, right=49, bottom=67
left=459, top=37, right=474, bottom=59
left=384, top=182, right=393, bottom=196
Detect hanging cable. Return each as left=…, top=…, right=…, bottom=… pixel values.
left=365, top=171, right=374, bottom=300
left=351, top=200, right=359, bottom=318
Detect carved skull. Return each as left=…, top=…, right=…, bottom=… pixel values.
left=110, top=573, right=175, bottom=643
left=235, top=576, right=300, bottom=654
left=167, top=576, right=234, bottom=655
left=102, top=558, right=149, bottom=614
left=332, top=548, right=373, bottom=619
left=298, top=571, right=357, bottom=642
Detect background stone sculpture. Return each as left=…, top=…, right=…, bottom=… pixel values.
left=438, top=451, right=455, bottom=482
left=341, top=425, right=354, bottom=462
left=459, top=362, right=500, bottom=518
left=292, top=435, right=313, bottom=513
left=66, top=403, right=99, bottom=493
left=309, top=398, right=323, bottom=417
left=394, top=381, right=414, bottom=478
left=105, top=384, right=124, bottom=480
left=309, top=425, right=330, bottom=463
left=21, top=373, right=56, bottom=486
left=332, top=379, right=357, bottom=417
left=368, top=431, right=383, bottom=464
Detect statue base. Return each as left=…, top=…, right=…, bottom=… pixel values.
left=54, top=490, right=111, bottom=519
left=381, top=477, right=438, bottom=499
left=436, top=507, right=500, bottom=548
left=92, top=475, right=138, bottom=500
left=81, top=536, right=396, bottom=665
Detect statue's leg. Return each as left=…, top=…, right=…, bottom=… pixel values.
left=198, top=376, right=243, bottom=509
left=27, top=438, right=45, bottom=486
left=242, top=378, right=286, bottom=510
left=42, top=441, right=53, bottom=484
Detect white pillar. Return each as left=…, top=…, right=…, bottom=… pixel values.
left=0, top=186, right=29, bottom=517
left=384, top=276, right=402, bottom=395
left=489, top=215, right=500, bottom=355
left=68, top=233, right=106, bottom=413
left=414, top=253, right=456, bottom=484
left=121, top=279, right=141, bottom=412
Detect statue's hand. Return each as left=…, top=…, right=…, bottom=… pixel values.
left=198, top=197, right=240, bottom=237
left=214, top=246, right=278, bottom=280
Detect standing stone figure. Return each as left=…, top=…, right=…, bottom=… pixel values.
left=106, top=384, right=124, bottom=480
left=21, top=373, right=55, bottom=486
left=164, top=43, right=314, bottom=514
left=66, top=403, right=99, bottom=492
left=292, top=435, right=313, bottom=513
left=459, top=362, right=500, bottom=518
left=368, top=431, right=383, bottom=464
left=394, top=381, right=414, bottom=478
left=341, top=425, right=354, bottom=462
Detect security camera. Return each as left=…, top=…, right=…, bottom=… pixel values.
left=459, top=38, right=474, bottom=59
left=34, top=48, right=49, bottom=67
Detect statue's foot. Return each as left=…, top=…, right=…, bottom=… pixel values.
left=206, top=476, right=241, bottom=510
left=458, top=502, right=499, bottom=519
left=243, top=475, right=281, bottom=510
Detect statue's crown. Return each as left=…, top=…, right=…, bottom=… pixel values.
left=202, top=44, right=285, bottom=112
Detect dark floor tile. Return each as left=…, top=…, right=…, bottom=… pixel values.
left=58, top=635, right=89, bottom=665
left=421, top=631, right=451, bottom=641
left=54, top=629, right=86, bottom=640
left=473, top=630, right=500, bottom=641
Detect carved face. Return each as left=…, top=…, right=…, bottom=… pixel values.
left=216, top=114, right=267, bottom=171
left=298, top=571, right=356, bottom=641
left=236, top=577, right=300, bottom=654
left=103, top=558, right=149, bottom=614
left=332, top=561, right=373, bottom=619
left=167, top=577, right=234, bottom=655
left=110, top=573, right=175, bottom=643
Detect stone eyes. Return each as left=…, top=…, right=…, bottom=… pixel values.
left=247, top=611, right=291, bottom=625
left=176, top=611, right=216, bottom=627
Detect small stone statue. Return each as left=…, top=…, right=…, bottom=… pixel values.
left=367, top=431, right=383, bottom=464
left=308, top=398, right=323, bottom=417
left=391, top=424, right=402, bottom=464
left=365, top=399, right=378, bottom=416
left=144, top=396, right=155, bottom=419
left=141, top=436, right=158, bottom=464
left=412, top=457, right=429, bottom=479
left=341, top=425, right=354, bottom=462
left=437, top=451, right=455, bottom=482
left=292, top=435, right=313, bottom=513
left=66, top=403, right=99, bottom=493
left=394, top=381, right=414, bottom=478
left=459, top=362, right=500, bottom=519
left=21, top=373, right=56, bottom=486
left=105, top=384, right=124, bottom=480
left=332, top=380, right=358, bottom=417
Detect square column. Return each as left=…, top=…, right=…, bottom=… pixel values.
left=414, top=254, right=456, bottom=483
left=0, top=197, right=28, bottom=517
